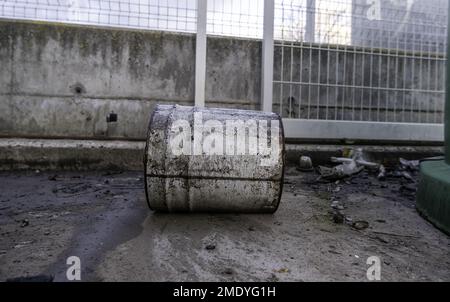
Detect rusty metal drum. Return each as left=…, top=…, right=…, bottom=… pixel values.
left=144, top=104, right=285, bottom=213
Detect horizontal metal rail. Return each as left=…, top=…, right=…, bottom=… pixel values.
left=283, top=119, right=444, bottom=142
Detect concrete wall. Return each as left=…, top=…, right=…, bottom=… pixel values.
left=0, top=19, right=444, bottom=170
left=0, top=19, right=262, bottom=141
left=0, top=19, right=444, bottom=143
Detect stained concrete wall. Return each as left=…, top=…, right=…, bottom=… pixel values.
left=0, top=19, right=262, bottom=141
left=0, top=18, right=444, bottom=143
left=0, top=19, right=444, bottom=170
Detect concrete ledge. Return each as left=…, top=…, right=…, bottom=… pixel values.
left=0, top=138, right=444, bottom=171
left=0, top=138, right=145, bottom=171
left=283, top=119, right=444, bottom=143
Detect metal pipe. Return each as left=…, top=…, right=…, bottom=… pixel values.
left=445, top=2, right=450, bottom=164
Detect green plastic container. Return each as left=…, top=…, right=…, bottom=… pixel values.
left=417, top=160, right=450, bottom=234
left=416, top=4, right=450, bottom=234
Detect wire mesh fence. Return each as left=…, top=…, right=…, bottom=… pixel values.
left=273, top=0, right=448, bottom=124
left=0, top=0, right=198, bottom=32
left=0, top=0, right=448, bottom=125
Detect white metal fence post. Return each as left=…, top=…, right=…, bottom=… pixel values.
left=305, top=0, right=316, bottom=42
left=195, top=0, right=207, bottom=107
left=262, top=0, right=274, bottom=112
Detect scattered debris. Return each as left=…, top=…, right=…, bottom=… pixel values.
left=352, top=221, right=369, bottom=230
left=20, top=219, right=29, bottom=228
left=331, top=200, right=344, bottom=210
left=377, top=165, right=386, bottom=181
left=342, top=147, right=354, bottom=158
left=14, top=241, right=33, bottom=249
left=319, top=162, right=364, bottom=181
left=402, top=171, right=414, bottom=182
left=313, top=150, right=423, bottom=231
left=399, top=158, right=420, bottom=171
left=316, top=149, right=424, bottom=188
left=48, top=175, right=57, bottom=181
left=205, top=244, right=216, bottom=250
left=318, top=162, right=364, bottom=181
left=275, top=268, right=290, bottom=273
left=222, top=268, right=233, bottom=275
left=267, top=273, right=279, bottom=282
left=298, top=156, right=314, bottom=172
left=332, top=211, right=345, bottom=224
left=318, top=148, right=381, bottom=181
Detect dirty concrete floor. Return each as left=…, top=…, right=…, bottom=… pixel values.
left=0, top=167, right=449, bottom=282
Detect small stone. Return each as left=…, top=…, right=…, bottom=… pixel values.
left=20, top=219, right=29, bottom=228
left=298, top=156, right=313, bottom=172
left=275, top=268, right=290, bottom=273
left=205, top=244, right=216, bottom=250
left=333, top=212, right=344, bottom=224
left=267, top=273, right=279, bottom=282
left=352, top=220, right=369, bottom=230
left=223, top=268, right=233, bottom=275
